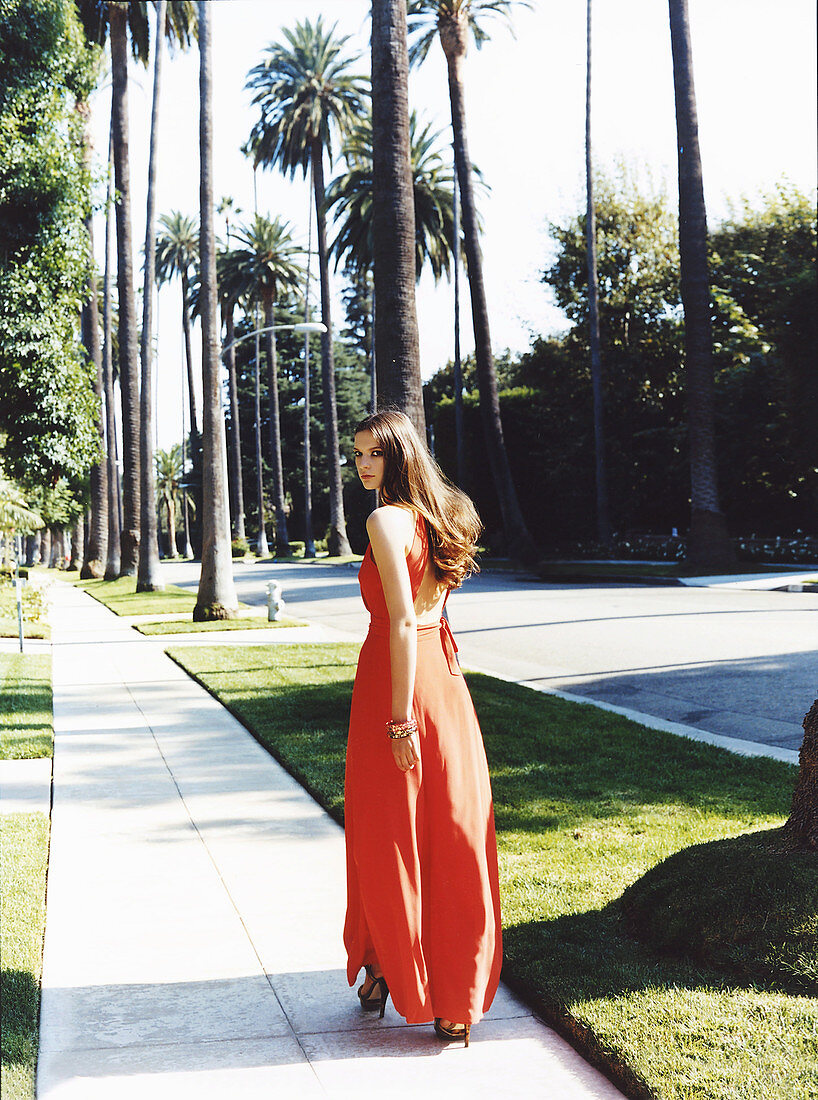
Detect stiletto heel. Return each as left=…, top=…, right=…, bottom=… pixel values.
left=357, top=964, right=390, bottom=1016
left=434, top=1018, right=470, bottom=1047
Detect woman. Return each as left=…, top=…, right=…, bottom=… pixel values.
left=344, top=410, right=502, bottom=1047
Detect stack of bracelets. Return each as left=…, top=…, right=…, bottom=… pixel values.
left=386, top=717, right=418, bottom=740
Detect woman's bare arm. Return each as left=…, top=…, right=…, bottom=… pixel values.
left=367, top=506, right=419, bottom=772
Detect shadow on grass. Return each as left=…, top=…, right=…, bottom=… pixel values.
left=0, top=968, right=40, bottom=1067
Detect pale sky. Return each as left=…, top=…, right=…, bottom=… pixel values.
left=88, top=0, right=818, bottom=450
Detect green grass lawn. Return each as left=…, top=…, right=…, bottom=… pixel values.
left=0, top=654, right=52, bottom=760
left=73, top=575, right=202, bottom=617
left=1, top=813, right=50, bottom=1100
left=134, top=615, right=306, bottom=635
left=167, top=642, right=816, bottom=1100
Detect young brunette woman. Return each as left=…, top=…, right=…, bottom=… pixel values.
left=344, top=410, right=502, bottom=1048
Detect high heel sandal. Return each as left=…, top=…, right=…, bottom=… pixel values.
left=433, top=1018, right=471, bottom=1048
left=357, top=964, right=390, bottom=1018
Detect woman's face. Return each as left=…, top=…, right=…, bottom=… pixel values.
left=353, top=429, right=386, bottom=493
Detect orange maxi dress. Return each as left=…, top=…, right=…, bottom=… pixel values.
left=344, top=514, right=502, bottom=1025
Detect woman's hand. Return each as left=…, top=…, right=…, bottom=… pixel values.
left=391, top=732, right=419, bottom=772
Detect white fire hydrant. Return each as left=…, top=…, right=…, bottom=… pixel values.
left=266, top=581, right=285, bottom=622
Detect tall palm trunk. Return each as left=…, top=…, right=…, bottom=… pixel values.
left=180, top=268, right=201, bottom=553
left=40, top=528, right=51, bottom=571
left=102, top=129, right=121, bottom=580
left=451, top=155, right=466, bottom=488
left=441, top=24, right=534, bottom=561
left=668, top=0, right=733, bottom=568
left=78, top=104, right=108, bottom=579
left=164, top=493, right=178, bottom=558
left=180, top=270, right=199, bottom=436
left=194, top=0, right=238, bottom=619
left=302, top=208, right=316, bottom=559
left=371, top=0, right=424, bottom=434
left=223, top=306, right=246, bottom=542
left=252, top=315, right=268, bottom=556
left=263, top=292, right=291, bottom=555
left=70, top=515, right=84, bottom=572
left=109, top=3, right=141, bottom=575
left=585, top=0, right=611, bottom=545
left=137, top=0, right=166, bottom=591
left=311, top=139, right=351, bottom=557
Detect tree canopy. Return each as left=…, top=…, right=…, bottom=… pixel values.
left=0, top=0, right=99, bottom=486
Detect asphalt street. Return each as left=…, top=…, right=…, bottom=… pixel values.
left=163, top=559, right=817, bottom=753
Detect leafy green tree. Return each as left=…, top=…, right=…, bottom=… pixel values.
left=408, top=0, right=534, bottom=560
left=0, top=0, right=99, bottom=486
left=0, top=469, right=44, bottom=540
left=246, top=16, right=367, bottom=557
left=710, top=184, right=817, bottom=532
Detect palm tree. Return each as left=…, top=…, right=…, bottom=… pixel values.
left=246, top=17, right=367, bottom=557
left=215, top=249, right=247, bottom=544
left=155, top=444, right=185, bottom=557
left=370, top=0, right=423, bottom=430
left=668, top=0, right=734, bottom=567
left=218, top=195, right=242, bottom=243
left=106, top=2, right=141, bottom=575
left=194, top=0, right=238, bottom=620
left=77, top=0, right=196, bottom=575
left=101, top=125, right=121, bottom=580
left=327, top=110, right=461, bottom=450
left=585, top=0, right=610, bottom=545
left=230, top=215, right=305, bottom=556
left=155, top=210, right=199, bottom=555
left=327, top=111, right=459, bottom=282
left=408, top=0, right=535, bottom=560
left=137, top=0, right=167, bottom=593
left=155, top=212, right=200, bottom=445
left=74, top=40, right=108, bottom=581
left=78, top=107, right=108, bottom=579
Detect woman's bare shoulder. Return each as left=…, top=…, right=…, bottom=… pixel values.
left=366, top=505, right=415, bottom=545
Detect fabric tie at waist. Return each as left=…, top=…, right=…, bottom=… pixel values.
left=367, top=617, right=460, bottom=676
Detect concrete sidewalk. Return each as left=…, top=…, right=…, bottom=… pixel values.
left=38, top=583, right=624, bottom=1100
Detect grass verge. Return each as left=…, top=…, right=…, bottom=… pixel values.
left=0, top=654, right=52, bottom=760
left=134, top=616, right=306, bottom=635
left=73, top=575, right=201, bottom=617
left=167, top=642, right=815, bottom=1100
left=0, top=813, right=50, bottom=1100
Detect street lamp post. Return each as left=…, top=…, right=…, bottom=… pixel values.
left=220, top=322, right=326, bottom=560
left=220, top=322, right=326, bottom=360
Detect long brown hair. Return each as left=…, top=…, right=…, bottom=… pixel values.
left=354, top=410, right=481, bottom=589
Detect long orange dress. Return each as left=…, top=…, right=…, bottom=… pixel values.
left=344, top=514, right=502, bottom=1025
